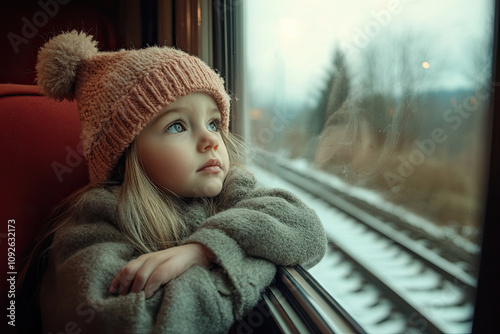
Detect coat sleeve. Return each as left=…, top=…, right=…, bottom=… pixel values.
left=39, top=187, right=276, bottom=334
left=185, top=168, right=328, bottom=270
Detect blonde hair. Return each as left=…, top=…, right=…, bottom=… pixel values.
left=117, top=140, right=187, bottom=253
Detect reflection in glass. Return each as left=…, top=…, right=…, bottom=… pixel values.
left=245, top=0, right=494, bottom=247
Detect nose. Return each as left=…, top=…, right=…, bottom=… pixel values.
left=197, top=129, right=220, bottom=152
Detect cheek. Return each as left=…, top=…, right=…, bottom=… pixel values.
left=146, top=155, right=175, bottom=177
left=138, top=142, right=179, bottom=182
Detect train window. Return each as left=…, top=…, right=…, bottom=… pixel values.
left=241, top=0, right=495, bottom=332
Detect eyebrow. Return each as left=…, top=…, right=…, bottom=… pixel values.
left=207, top=108, right=222, bottom=117
left=149, top=106, right=221, bottom=126
left=148, top=109, right=180, bottom=126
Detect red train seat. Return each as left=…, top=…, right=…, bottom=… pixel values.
left=0, top=83, right=88, bottom=332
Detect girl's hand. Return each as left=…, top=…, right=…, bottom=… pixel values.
left=109, top=243, right=214, bottom=298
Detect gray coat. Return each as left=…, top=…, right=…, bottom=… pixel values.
left=39, top=167, right=327, bottom=333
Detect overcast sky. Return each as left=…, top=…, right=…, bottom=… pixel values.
left=244, top=0, right=495, bottom=108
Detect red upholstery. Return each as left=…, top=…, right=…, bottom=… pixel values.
left=0, top=84, right=88, bottom=331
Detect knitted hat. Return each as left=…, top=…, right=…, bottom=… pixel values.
left=36, top=30, right=230, bottom=184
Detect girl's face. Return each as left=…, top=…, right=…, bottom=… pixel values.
left=136, top=93, right=230, bottom=197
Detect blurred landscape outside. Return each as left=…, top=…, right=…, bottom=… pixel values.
left=244, top=0, right=494, bottom=247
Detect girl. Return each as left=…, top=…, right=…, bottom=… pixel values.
left=30, top=30, right=327, bottom=333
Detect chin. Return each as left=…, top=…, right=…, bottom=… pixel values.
left=199, top=181, right=223, bottom=198
left=202, top=188, right=223, bottom=198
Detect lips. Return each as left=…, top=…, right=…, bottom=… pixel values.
left=197, top=159, right=222, bottom=173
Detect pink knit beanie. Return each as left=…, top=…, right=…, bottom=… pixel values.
left=36, top=30, right=230, bottom=184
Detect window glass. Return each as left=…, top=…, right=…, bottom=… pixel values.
left=243, top=0, right=494, bottom=331
left=244, top=0, right=493, bottom=248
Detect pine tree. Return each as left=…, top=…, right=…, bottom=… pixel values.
left=310, top=48, right=350, bottom=136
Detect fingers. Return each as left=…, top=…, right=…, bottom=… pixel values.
left=129, top=259, right=157, bottom=294
left=109, top=244, right=214, bottom=298
left=143, top=265, right=174, bottom=298
left=109, top=257, right=144, bottom=295
left=109, top=252, right=175, bottom=298
left=142, top=255, right=187, bottom=298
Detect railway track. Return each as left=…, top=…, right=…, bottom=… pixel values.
left=252, top=154, right=478, bottom=333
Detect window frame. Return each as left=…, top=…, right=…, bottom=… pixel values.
left=471, top=0, right=500, bottom=331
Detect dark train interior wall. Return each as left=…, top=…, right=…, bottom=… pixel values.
left=0, top=0, right=159, bottom=85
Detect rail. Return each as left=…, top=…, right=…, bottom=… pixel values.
left=265, top=266, right=366, bottom=333
left=255, top=152, right=478, bottom=333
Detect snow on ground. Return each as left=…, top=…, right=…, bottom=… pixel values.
left=248, top=163, right=475, bottom=334
left=249, top=164, right=409, bottom=333
left=254, top=158, right=481, bottom=255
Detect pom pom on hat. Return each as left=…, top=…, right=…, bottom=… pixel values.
left=36, top=30, right=98, bottom=101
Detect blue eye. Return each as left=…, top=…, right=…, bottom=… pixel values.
left=166, top=122, right=185, bottom=133
left=208, top=120, right=220, bottom=132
